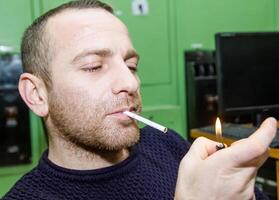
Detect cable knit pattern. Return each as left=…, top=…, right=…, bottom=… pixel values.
left=2, top=126, right=268, bottom=200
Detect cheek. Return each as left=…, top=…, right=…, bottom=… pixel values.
left=61, top=84, right=112, bottom=114
left=53, top=75, right=107, bottom=98
left=70, top=71, right=113, bottom=95
left=50, top=69, right=116, bottom=110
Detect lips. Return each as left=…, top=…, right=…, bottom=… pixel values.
left=108, top=106, right=137, bottom=116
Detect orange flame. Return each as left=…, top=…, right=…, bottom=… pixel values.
left=215, top=117, right=222, bottom=142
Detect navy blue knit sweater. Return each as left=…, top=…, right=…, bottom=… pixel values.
left=3, top=126, right=268, bottom=200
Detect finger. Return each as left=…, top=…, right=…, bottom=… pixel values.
left=180, top=137, right=220, bottom=172
left=189, top=137, right=220, bottom=160
left=227, top=117, right=277, bottom=166
left=229, top=140, right=269, bottom=167
left=249, top=117, right=277, bottom=145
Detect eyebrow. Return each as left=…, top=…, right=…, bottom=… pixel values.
left=72, top=48, right=140, bottom=64
left=72, top=48, right=113, bottom=64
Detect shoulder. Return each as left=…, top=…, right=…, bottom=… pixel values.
left=2, top=167, right=43, bottom=200
left=254, top=186, right=269, bottom=200
left=139, top=126, right=191, bottom=159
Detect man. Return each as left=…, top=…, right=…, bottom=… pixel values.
left=3, top=0, right=277, bottom=199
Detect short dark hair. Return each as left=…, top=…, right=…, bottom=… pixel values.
left=21, top=0, right=113, bottom=89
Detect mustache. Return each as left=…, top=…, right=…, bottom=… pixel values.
left=103, top=95, right=142, bottom=114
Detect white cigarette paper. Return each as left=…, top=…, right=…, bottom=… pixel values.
left=123, top=111, right=168, bottom=133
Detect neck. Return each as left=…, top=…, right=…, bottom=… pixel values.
left=47, top=135, right=130, bottom=170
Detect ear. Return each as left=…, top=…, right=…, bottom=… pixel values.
left=18, top=73, right=49, bottom=117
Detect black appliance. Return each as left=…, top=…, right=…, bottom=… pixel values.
left=215, top=32, right=279, bottom=126
left=0, top=53, right=31, bottom=166
left=185, top=50, right=218, bottom=134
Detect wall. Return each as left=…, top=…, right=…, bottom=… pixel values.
left=276, top=0, right=279, bottom=28
left=176, top=0, right=276, bottom=50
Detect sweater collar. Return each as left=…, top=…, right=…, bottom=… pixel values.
left=38, top=144, right=139, bottom=181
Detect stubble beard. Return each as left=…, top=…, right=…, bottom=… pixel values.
left=46, top=89, right=142, bottom=152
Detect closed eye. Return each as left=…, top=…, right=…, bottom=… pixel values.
left=82, top=65, right=102, bottom=72
left=128, top=66, right=138, bottom=73
left=126, top=60, right=138, bottom=73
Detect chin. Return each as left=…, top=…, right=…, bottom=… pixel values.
left=69, top=124, right=140, bottom=152
left=101, top=125, right=140, bottom=151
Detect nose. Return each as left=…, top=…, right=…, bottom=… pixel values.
left=111, top=60, right=139, bottom=95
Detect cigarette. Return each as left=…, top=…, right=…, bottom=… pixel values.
left=123, top=111, right=168, bottom=133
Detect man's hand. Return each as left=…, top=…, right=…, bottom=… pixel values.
left=175, top=117, right=277, bottom=200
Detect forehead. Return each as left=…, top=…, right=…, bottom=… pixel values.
left=46, top=8, right=131, bottom=52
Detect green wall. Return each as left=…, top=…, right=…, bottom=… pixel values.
left=0, top=0, right=279, bottom=197
left=176, top=0, right=277, bottom=50
left=0, top=0, right=33, bottom=52
left=276, top=0, right=279, bottom=28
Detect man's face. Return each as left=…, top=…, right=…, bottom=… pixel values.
left=45, top=9, right=141, bottom=151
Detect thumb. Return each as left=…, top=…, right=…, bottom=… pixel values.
left=227, top=117, right=277, bottom=166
